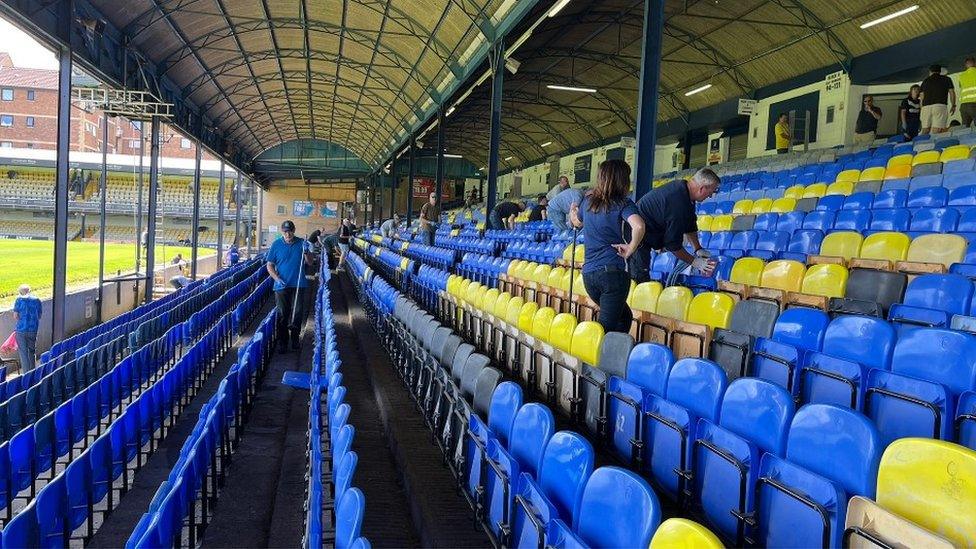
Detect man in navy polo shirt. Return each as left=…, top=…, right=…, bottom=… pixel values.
left=266, top=220, right=311, bottom=352
left=13, top=284, right=41, bottom=372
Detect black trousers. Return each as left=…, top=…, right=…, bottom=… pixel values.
left=582, top=267, right=634, bottom=334
left=274, top=287, right=307, bottom=346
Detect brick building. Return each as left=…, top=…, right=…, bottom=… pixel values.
left=0, top=52, right=199, bottom=158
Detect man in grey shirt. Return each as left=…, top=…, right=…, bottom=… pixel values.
left=380, top=213, right=400, bottom=238
left=547, top=186, right=584, bottom=231
left=546, top=175, right=570, bottom=202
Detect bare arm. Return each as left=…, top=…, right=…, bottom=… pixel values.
left=950, top=89, right=957, bottom=113
left=685, top=232, right=703, bottom=252
left=568, top=204, right=582, bottom=228
left=266, top=262, right=283, bottom=284
left=870, top=107, right=882, bottom=120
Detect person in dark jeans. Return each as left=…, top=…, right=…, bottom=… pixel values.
left=419, top=192, right=439, bottom=246
left=266, top=220, right=312, bottom=352
left=569, top=159, right=645, bottom=333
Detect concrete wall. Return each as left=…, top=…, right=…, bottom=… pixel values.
left=259, top=181, right=357, bottom=244
left=0, top=253, right=218, bottom=364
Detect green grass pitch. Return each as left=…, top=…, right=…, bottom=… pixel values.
left=2, top=240, right=214, bottom=308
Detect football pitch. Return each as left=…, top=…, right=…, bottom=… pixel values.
left=2, top=240, right=214, bottom=308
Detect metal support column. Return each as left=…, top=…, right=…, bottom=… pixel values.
left=485, top=42, right=505, bottom=219
left=96, top=111, right=108, bottom=322
left=217, top=162, right=225, bottom=266
left=233, top=172, right=242, bottom=247
left=406, top=136, right=415, bottom=225
left=435, top=105, right=446, bottom=210
left=190, top=139, right=202, bottom=279
left=390, top=154, right=397, bottom=217
left=257, top=186, right=264, bottom=252
left=144, top=116, right=161, bottom=302
left=51, top=23, right=72, bottom=342
left=135, top=124, right=145, bottom=271
left=633, top=0, right=665, bottom=200
left=682, top=131, right=693, bottom=170
left=247, top=177, right=255, bottom=258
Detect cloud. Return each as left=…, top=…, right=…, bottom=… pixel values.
left=0, top=17, right=57, bottom=70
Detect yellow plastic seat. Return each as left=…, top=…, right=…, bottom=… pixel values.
left=482, top=288, right=500, bottom=312
left=732, top=199, right=753, bottom=214
left=760, top=260, right=806, bottom=292
left=650, top=518, right=724, bottom=549
left=800, top=264, right=848, bottom=298
left=697, top=215, right=713, bottom=231
left=749, top=198, right=773, bottom=214
left=898, top=233, right=966, bottom=273
left=875, top=439, right=976, bottom=547
left=886, top=153, right=913, bottom=168
left=825, top=181, right=854, bottom=196
left=835, top=169, right=860, bottom=183
left=507, top=260, right=523, bottom=276
left=769, top=197, right=796, bottom=213
left=729, top=257, right=765, bottom=286
left=859, top=166, right=885, bottom=181
left=671, top=292, right=735, bottom=359
left=505, top=296, right=525, bottom=326
left=940, top=144, right=972, bottom=162
left=493, top=292, right=512, bottom=318
left=884, top=163, right=912, bottom=179
left=573, top=244, right=585, bottom=265
left=911, top=150, right=940, bottom=165
left=630, top=281, right=663, bottom=314
left=801, top=183, right=827, bottom=198
left=855, top=231, right=910, bottom=268
left=546, top=267, right=566, bottom=289
left=548, top=313, right=578, bottom=354
left=656, top=286, right=692, bottom=321
left=783, top=185, right=804, bottom=200
left=569, top=321, right=603, bottom=366
left=530, top=306, right=557, bottom=340
left=709, top=215, right=733, bottom=231
left=816, top=231, right=863, bottom=262
left=517, top=301, right=539, bottom=333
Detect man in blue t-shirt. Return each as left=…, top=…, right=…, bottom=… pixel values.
left=12, top=284, right=42, bottom=371
left=266, top=220, right=311, bottom=352
left=547, top=186, right=584, bottom=231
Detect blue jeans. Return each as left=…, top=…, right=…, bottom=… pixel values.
left=15, top=330, right=36, bottom=372
left=423, top=225, right=436, bottom=246
left=582, top=267, right=633, bottom=334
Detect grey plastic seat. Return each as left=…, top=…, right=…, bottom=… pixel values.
left=579, top=332, right=633, bottom=435
left=472, top=367, right=503, bottom=418
left=460, top=354, right=491, bottom=402
left=439, top=334, right=463, bottom=370
left=854, top=180, right=882, bottom=194
left=451, top=343, right=475, bottom=383
left=709, top=299, right=779, bottom=380
left=829, top=268, right=907, bottom=318
left=794, top=197, right=819, bottom=212
left=910, top=162, right=943, bottom=177
left=731, top=214, right=756, bottom=231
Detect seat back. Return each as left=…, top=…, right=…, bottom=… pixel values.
left=548, top=313, right=578, bottom=353
left=529, top=306, right=556, bottom=340
left=719, top=378, right=794, bottom=455
left=517, top=302, right=539, bottom=333
left=451, top=343, right=475, bottom=383
left=625, top=343, right=674, bottom=397
left=656, top=287, right=692, bottom=321
left=728, top=257, right=764, bottom=286
left=509, top=403, right=555, bottom=478
left=710, top=299, right=779, bottom=380
left=570, top=322, right=604, bottom=366
left=472, top=366, right=503, bottom=418
left=575, top=467, right=661, bottom=548
left=537, top=431, right=595, bottom=524
left=822, top=315, right=896, bottom=370
left=859, top=232, right=910, bottom=262
left=685, top=292, right=735, bottom=329
left=800, top=263, right=848, bottom=298
left=819, top=231, right=862, bottom=260
left=901, top=273, right=973, bottom=316
left=904, top=234, right=967, bottom=269
left=631, top=281, right=663, bottom=313
left=665, top=359, right=728, bottom=422
left=760, top=260, right=805, bottom=292
left=875, top=439, right=976, bottom=547
left=487, top=382, right=523, bottom=447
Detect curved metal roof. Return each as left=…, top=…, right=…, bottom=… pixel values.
left=446, top=0, right=975, bottom=170
left=88, top=0, right=532, bottom=169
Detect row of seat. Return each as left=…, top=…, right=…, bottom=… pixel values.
left=352, top=242, right=976, bottom=548
left=347, top=250, right=727, bottom=549
left=306, top=262, right=369, bottom=549
left=126, top=301, right=275, bottom=547
left=0, top=259, right=266, bottom=545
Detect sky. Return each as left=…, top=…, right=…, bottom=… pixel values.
left=0, top=17, right=58, bottom=70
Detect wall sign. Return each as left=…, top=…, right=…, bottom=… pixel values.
left=573, top=154, right=592, bottom=184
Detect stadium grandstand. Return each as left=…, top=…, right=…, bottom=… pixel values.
left=0, top=0, right=974, bottom=548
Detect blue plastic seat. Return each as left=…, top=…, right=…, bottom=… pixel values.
left=749, top=231, right=790, bottom=261
left=755, top=404, right=882, bottom=548
left=642, top=358, right=727, bottom=500
left=694, top=378, right=794, bottom=544
left=801, top=211, right=835, bottom=232
left=752, top=308, right=829, bottom=394
left=607, top=344, right=674, bottom=466
left=775, top=211, right=805, bottom=234
left=866, top=328, right=976, bottom=445
left=888, top=274, right=973, bottom=332
left=948, top=185, right=976, bottom=206
left=4, top=501, right=39, bottom=547
left=908, top=174, right=944, bottom=191
left=881, top=178, right=910, bottom=192
left=872, top=189, right=907, bottom=209
left=570, top=467, right=661, bottom=548
left=484, top=403, right=555, bottom=542
left=943, top=170, right=976, bottom=191
left=36, top=473, right=68, bottom=547
left=512, top=432, right=594, bottom=548
left=464, top=381, right=523, bottom=500
left=753, top=213, right=779, bottom=232
left=778, top=230, right=823, bottom=262
left=868, top=208, right=910, bottom=232
left=957, top=390, right=976, bottom=450
left=909, top=208, right=958, bottom=234
left=907, top=186, right=948, bottom=207
left=842, top=192, right=873, bottom=210
left=727, top=231, right=759, bottom=256
left=831, top=209, right=870, bottom=232
left=336, top=488, right=365, bottom=549
left=815, top=195, right=845, bottom=212
left=799, top=316, right=896, bottom=409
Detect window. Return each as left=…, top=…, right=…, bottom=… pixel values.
left=1, top=89, right=12, bottom=101
left=26, top=90, right=35, bottom=101
left=129, top=138, right=141, bottom=150
left=180, top=137, right=191, bottom=149
left=0, top=115, right=12, bottom=127
left=0, top=142, right=11, bottom=148
left=277, top=205, right=286, bottom=214
left=25, top=143, right=33, bottom=149
left=25, top=116, right=34, bottom=128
